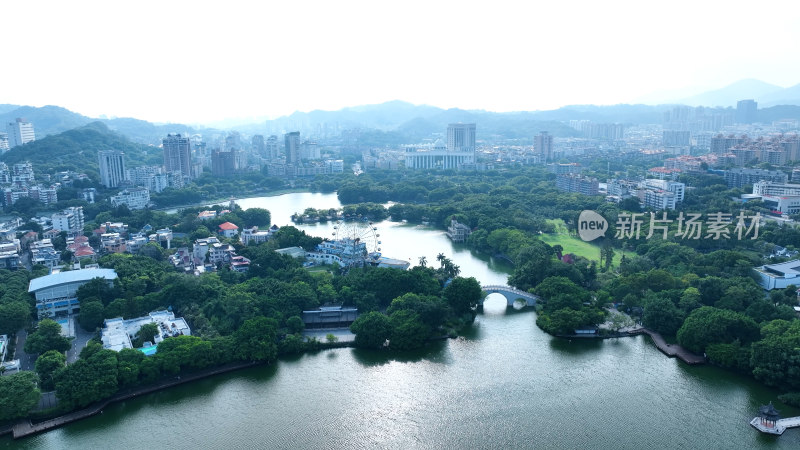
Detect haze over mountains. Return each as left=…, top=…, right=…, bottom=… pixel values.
left=2, top=79, right=800, bottom=145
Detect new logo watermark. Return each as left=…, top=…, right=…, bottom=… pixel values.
left=577, top=210, right=608, bottom=241
left=577, top=210, right=762, bottom=242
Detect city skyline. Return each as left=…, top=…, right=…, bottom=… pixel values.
left=5, top=0, right=800, bottom=125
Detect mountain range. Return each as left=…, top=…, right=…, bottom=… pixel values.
left=2, top=79, right=800, bottom=145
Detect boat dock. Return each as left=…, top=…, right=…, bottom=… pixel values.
left=629, top=328, right=705, bottom=365
left=750, top=416, right=800, bottom=435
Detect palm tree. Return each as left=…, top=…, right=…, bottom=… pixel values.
left=436, top=253, right=446, bottom=266
left=418, top=256, right=427, bottom=268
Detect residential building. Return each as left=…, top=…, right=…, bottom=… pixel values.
left=641, top=179, right=685, bottom=203
left=446, top=219, right=471, bottom=243
left=643, top=189, right=678, bottom=210
left=6, top=118, right=35, bottom=148
left=240, top=225, right=277, bottom=246
left=212, top=149, right=238, bottom=177
left=663, top=130, right=691, bottom=147
left=736, top=99, right=758, bottom=124
left=0, top=132, right=9, bottom=153
left=101, top=310, right=190, bottom=352
left=162, top=134, right=192, bottom=178
left=218, top=222, right=239, bottom=238
left=285, top=131, right=300, bottom=164
left=230, top=255, right=251, bottom=273
left=98, top=150, right=127, bottom=188
left=723, top=168, right=788, bottom=188
left=753, top=181, right=800, bottom=197
left=110, top=187, right=150, bottom=210
left=28, top=268, right=118, bottom=319
left=535, top=131, right=553, bottom=163
left=265, top=135, right=280, bottom=160
left=555, top=174, right=599, bottom=195
left=51, top=206, right=85, bottom=237
left=252, top=134, right=266, bottom=157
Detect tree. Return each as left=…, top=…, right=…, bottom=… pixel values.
left=286, top=315, right=305, bottom=334
left=234, top=316, right=278, bottom=362
left=35, top=350, right=66, bottom=391
left=350, top=311, right=392, bottom=349
left=78, top=301, right=105, bottom=331
left=676, top=306, right=760, bottom=354
left=443, top=277, right=482, bottom=315
left=135, top=323, right=159, bottom=347
left=24, top=319, right=71, bottom=354
left=326, top=333, right=338, bottom=344
left=54, top=343, right=119, bottom=409
left=418, top=256, right=427, bottom=268
left=0, top=301, right=31, bottom=335
left=642, top=297, right=684, bottom=336
left=389, top=310, right=430, bottom=350
left=0, top=372, right=40, bottom=421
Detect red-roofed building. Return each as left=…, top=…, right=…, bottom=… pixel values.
left=74, top=246, right=96, bottom=261
left=218, top=222, right=239, bottom=238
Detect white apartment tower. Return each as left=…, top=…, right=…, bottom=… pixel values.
left=98, top=150, right=127, bottom=188
left=6, top=118, right=35, bottom=148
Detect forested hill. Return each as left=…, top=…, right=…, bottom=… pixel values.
left=0, top=121, right=162, bottom=177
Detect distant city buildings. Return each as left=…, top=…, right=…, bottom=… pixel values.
left=162, top=134, right=192, bottom=179
left=6, top=118, right=35, bottom=148
left=98, top=150, right=127, bottom=188
left=405, top=124, right=477, bottom=170
left=736, top=99, right=758, bottom=124
left=51, top=206, right=85, bottom=237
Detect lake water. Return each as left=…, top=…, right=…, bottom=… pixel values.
left=7, top=192, right=799, bottom=449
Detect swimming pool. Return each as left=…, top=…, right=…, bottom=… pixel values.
left=139, top=345, right=158, bottom=356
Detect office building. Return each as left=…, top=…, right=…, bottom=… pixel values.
left=6, top=118, right=35, bottom=148
left=98, top=150, right=127, bottom=188
left=252, top=135, right=265, bottom=157
left=285, top=131, right=300, bottom=164
left=162, top=134, right=192, bottom=178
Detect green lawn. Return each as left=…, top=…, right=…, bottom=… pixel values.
left=538, top=219, right=624, bottom=267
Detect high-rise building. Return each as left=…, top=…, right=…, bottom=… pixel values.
left=162, top=134, right=192, bottom=178
left=252, top=135, right=266, bottom=157
left=51, top=206, right=85, bottom=236
left=535, top=131, right=553, bottom=162
left=212, top=150, right=238, bottom=177
left=446, top=123, right=476, bottom=153
left=98, top=150, right=127, bottom=188
left=0, top=132, right=9, bottom=153
left=6, top=118, right=35, bottom=148
left=736, top=99, right=758, bottom=124
left=285, top=131, right=300, bottom=164
left=266, top=135, right=280, bottom=160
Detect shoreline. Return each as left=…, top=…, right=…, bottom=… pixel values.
left=554, top=327, right=706, bottom=365
left=153, top=188, right=314, bottom=212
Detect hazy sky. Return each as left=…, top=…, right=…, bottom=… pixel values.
left=5, top=0, right=800, bottom=124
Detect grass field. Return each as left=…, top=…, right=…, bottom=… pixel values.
left=538, top=219, right=624, bottom=267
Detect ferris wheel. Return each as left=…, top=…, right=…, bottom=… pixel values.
left=332, top=220, right=381, bottom=256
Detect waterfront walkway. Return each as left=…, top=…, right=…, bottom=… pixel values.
left=750, top=416, right=800, bottom=435
left=629, top=328, right=705, bottom=365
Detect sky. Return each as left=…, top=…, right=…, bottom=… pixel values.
left=4, top=0, right=800, bottom=124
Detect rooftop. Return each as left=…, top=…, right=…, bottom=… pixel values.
left=28, top=268, right=117, bottom=293
left=219, top=222, right=239, bottom=230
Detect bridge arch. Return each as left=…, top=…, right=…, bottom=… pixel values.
left=480, top=285, right=538, bottom=308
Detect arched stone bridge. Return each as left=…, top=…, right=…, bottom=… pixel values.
left=481, top=285, right=538, bottom=307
